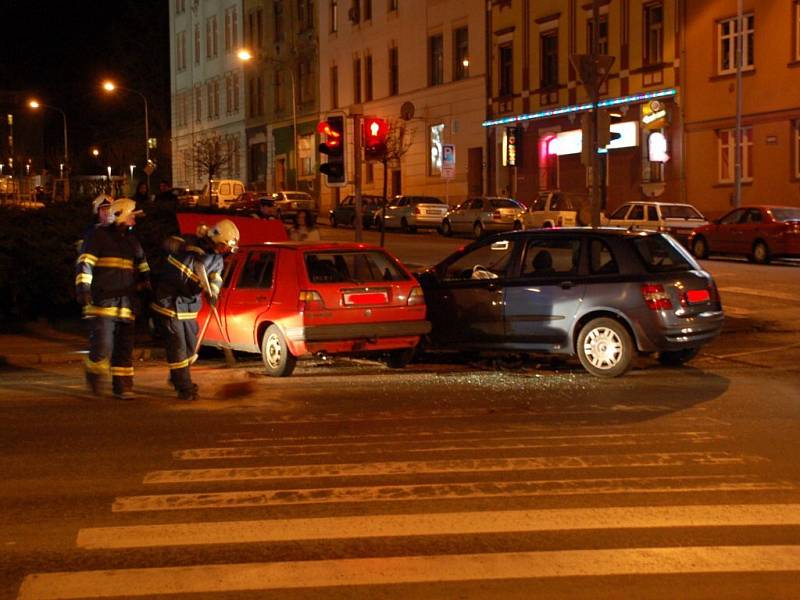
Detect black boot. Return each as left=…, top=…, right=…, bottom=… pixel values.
left=177, top=384, right=199, bottom=401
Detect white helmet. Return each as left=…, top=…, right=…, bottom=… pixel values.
left=92, top=193, right=113, bottom=214
left=208, top=219, right=240, bottom=249
left=110, top=198, right=143, bottom=224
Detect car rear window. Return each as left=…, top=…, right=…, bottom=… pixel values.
left=305, top=251, right=410, bottom=283
left=659, top=204, right=704, bottom=219
left=632, top=234, right=694, bottom=272
left=771, top=208, right=800, bottom=222
left=490, top=198, right=522, bottom=209
left=411, top=197, right=445, bottom=205
left=286, top=193, right=312, bottom=201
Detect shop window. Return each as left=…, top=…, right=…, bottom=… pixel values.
left=718, top=14, right=754, bottom=75
left=718, top=127, right=753, bottom=183
left=298, top=134, right=315, bottom=178
left=430, top=123, right=444, bottom=176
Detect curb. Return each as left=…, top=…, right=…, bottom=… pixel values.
left=0, top=346, right=166, bottom=367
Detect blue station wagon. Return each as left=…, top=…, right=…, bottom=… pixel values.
left=417, top=228, right=724, bottom=377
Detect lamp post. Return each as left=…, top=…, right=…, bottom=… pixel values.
left=29, top=99, right=70, bottom=199
left=238, top=49, right=298, bottom=189
left=102, top=80, right=151, bottom=193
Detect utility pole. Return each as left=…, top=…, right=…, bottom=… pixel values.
left=590, top=0, right=601, bottom=228
left=734, top=0, right=743, bottom=208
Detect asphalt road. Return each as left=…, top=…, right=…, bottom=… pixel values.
left=1, top=226, right=799, bottom=599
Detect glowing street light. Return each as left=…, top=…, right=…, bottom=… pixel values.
left=28, top=98, right=70, bottom=177
left=91, top=147, right=100, bottom=158
left=102, top=79, right=151, bottom=190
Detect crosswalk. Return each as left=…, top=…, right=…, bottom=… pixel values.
left=17, top=409, right=800, bottom=599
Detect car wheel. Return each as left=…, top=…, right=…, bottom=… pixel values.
left=513, top=220, right=523, bottom=230
left=330, top=214, right=337, bottom=228
left=386, top=348, right=416, bottom=369
left=261, top=324, right=297, bottom=377
left=473, top=222, right=485, bottom=239
left=658, top=348, right=700, bottom=366
left=751, top=240, right=771, bottom=264
left=692, top=236, right=709, bottom=259
left=441, top=220, right=452, bottom=237
left=576, top=317, right=633, bottom=378
left=401, top=217, right=412, bottom=233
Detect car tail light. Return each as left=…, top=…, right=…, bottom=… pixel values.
left=298, top=290, right=325, bottom=311
left=683, top=289, right=711, bottom=305
left=407, top=286, right=425, bottom=306
left=642, top=284, right=673, bottom=310
left=492, top=210, right=502, bottom=220
left=414, top=207, right=421, bottom=215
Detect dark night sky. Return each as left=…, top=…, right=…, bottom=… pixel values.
left=1, top=1, right=171, bottom=178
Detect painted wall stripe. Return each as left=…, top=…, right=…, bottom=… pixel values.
left=144, top=452, right=760, bottom=484
left=78, top=503, right=800, bottom=550
left=113, top=475, right=793, bottom=513
left=19, top=545, right=800, bottom=599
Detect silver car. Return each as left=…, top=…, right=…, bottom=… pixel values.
left=441, top=197, right=525, bottom=238
left=379, top=195, right=449, bottom=233
left=271, top=191, right=318, bottom=222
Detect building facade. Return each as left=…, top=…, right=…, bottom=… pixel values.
left=170, top=0, right=248, bottom=189
left=486, top=0, right=682, bottom=211
left=683, top=0, right=800, bottom=217
left=318, top=0, right=487, bottom=212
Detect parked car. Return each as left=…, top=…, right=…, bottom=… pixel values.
left=227, top=191, right=276, bottom=216
left=270, top=191, right=318, bottom=222
left=379, top=195, right=449, bottom=232
left=173, top=188, right=201, bottom=208
left=689, top=205, right=800, bottom=264
left=522, top=191, right=599, bottom=228
left=416, top=228, right=724, bottom=377
left=198, top=179, right=246, bottom=209
left=606, top=201, right=708, bottom=245
left=440, top=197, right=526, bottom=238
left=197, top=242, right=431, bottom=376
left=330, top=194, right=385, bottom=228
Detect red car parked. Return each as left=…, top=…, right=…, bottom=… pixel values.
left=689, top=205, right=800, bottom=264
left=197, top=242, right=431, bottom=376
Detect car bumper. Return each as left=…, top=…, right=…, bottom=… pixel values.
left=287, top=320, right=432, bottom=343
left=409, top=216, right=447, bottom=228
left=633, top=310, right=725, bottom=352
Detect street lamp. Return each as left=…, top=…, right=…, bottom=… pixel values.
left=102, top=80, right=151, bottom=192
left=28, top=99, right=70, bottom=198
left=238, top=48, right=298, bottom=189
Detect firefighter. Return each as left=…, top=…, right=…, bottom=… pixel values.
left=75, top=193, right=114, bottom=253
left=151, top=219, right=239, bottom=400
left=75, top=198, right=150, bottom=399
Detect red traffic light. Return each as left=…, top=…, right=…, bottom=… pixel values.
left=317, top=120, right=342, bottom=148
left=363, top=117, right=388, bottom=145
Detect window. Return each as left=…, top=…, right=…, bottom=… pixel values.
left=454, top=27, right=469, bottom=80
left=256, top=8, right=264, bottom=47
left=274, top=1, right=284, bottom=42
left=586, top=15, right=608, bottom=55
left=353, top=56, right=362, bottom=103
left=225, top=75, right=233, bottom=113
left=176, top=31, right=187, bottom=71
left=363, top=0, right=372, bottom=21
left=306, top=251, right=409, bottom=283
left=718, top=14, right=754, bottom=75
left=388, top=0, right=398, bottom=12
left=299, top=61, right=312, bottom=103
left=718, top=127, right=753, bottom=182
left=429, top=123, right=444, bottom=176
left=632, top=235, right=693, bottom=273
left=213, top=79, right=220, bottom=117
left=330, top=65, right=339, bottom=107
left=590, top=239, right=618, bottom=275
left=794, top=120, right=800, bottom=179
left=233, top=73, right=240, bottom=112
left=364, top=54, right=373, bottom=101
left=443, top=239, right=515, bottom=281
left=176, top=0, right=185, bottom=14
left=389, top=46, right=399, bottom=95
left=207, top=83, right=213, bottom=119
left=795, top=2, right=800, bottom=61
left=206, top=16, right=218, bottom=58
left=256, top=75, right=264, bottom=115
left=628, top=205, right=645, bottom=220
left=719, top=208, right=745, bottom=224
left=429, top=34, right=444, bottom=86
left=330, top=0, right=338, bottom=33
left=194, top=86, right=202, bottom=123
left=540, top=30, right=558, bottom=89
left=194, top=25, right=201, bottom=64
left=238, top=252, right=276, bottom=289
left=224, top=7, right=237, bottom=51
left=521, top=238, right=579, bottom=277
left=609, top=205, right=630, bottom=219
left=498, top=43, right=513, bottom=96
left=350, top=0, right=360, bottom=24
left=298, top=133, right=315, bottom=177
left=643, top=2, right=663, bottom=65
left=366, top=162, right=374, bottom=183
left=274, top=70, right=285, bottom=111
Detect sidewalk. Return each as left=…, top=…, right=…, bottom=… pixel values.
left=0, top=321, right=164, bottom=367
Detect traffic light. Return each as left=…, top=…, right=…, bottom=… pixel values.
left=318, top=115, right=346, bottom=186
left=362, top=116, right=388, bottom=162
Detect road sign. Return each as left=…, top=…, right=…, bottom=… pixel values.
left=569, top=54, right=615, bottom=98
left=442, top=144, right=455, bottom=179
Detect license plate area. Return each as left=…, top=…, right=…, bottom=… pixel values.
left=342, top=289, right=389, bottom=305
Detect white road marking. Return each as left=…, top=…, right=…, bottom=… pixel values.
left=175, top=432, right=724, bottom=460
left=719, top=286, right=798, bottom=303
left=78, top=503, right=800, bottom=549
left=144, top=452, right=761, bottom=484
left=18, top=545, right=800, bottom=599
left=113, top=474, right=793, bottom=512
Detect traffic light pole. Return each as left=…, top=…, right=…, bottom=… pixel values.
left=590, top=0, right=602, bottom=229
left=353, top=115, right=363, bottom=243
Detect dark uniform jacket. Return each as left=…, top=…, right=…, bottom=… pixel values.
left=151, top=235, right=224, bottom=320
left=75, top=225, right=150, bottom=321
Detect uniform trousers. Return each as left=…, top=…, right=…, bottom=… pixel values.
left=163, top=316, right=199, bottom=392
left=85, top=317, right=135, bottom=394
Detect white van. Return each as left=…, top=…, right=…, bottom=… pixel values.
left=199, top=179, right=246, bottom=209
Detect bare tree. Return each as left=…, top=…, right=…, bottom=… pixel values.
left=378, top=119, right=414, bottom=247
left=191, top=136, right=230, bottom=200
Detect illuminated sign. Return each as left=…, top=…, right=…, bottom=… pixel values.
left=641, top=100, right=668, bottom=130
left=548, top=121, right=638, bottom=156
left=504, top=127, right=519, bottom=166
left=648, top=131, right=669, bottom=163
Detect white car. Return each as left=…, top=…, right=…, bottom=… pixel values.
left=198, top=179, right=246, bottom=209
left=606, top=201, right=708, bottom=245
left=522, top=191, right=601, bottom=228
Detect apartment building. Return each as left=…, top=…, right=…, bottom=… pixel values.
left=684, top=0, right=800, bottom=216
left=318, top=0, right=487, bottom=212
left=241, top=0, right=320, bottom=199
left=170, top=0, right=248, bottom=189
left=486, top=0, right=682, bottom=210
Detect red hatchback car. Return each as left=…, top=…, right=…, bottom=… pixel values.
left=689, top=205, right=800, bottom=264
left=197, top=242, right=431, bottom=375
